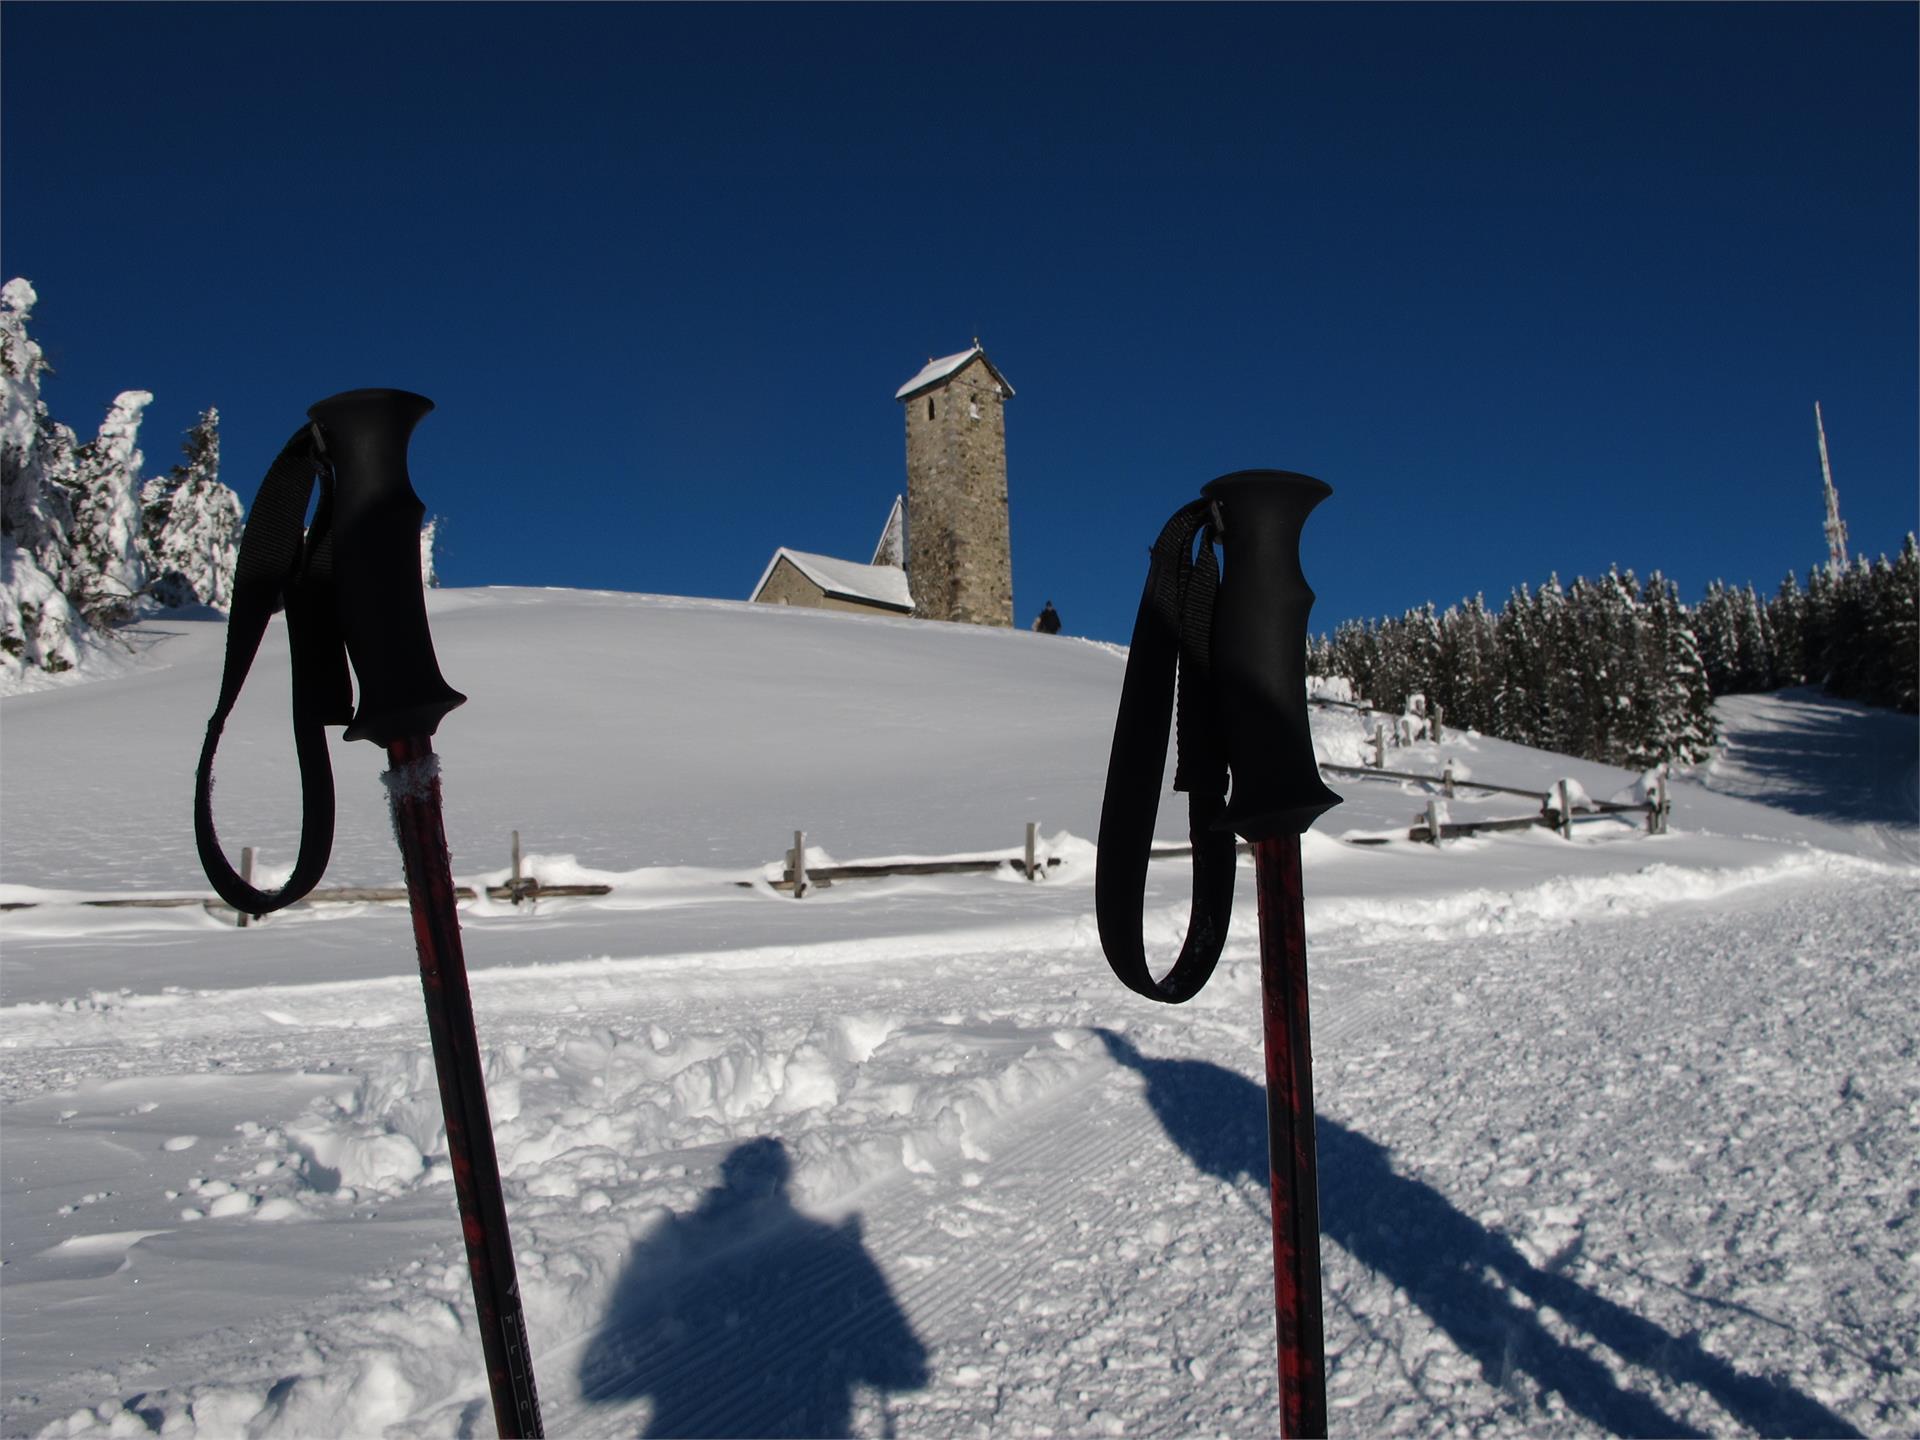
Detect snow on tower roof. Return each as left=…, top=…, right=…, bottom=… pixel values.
left=894, top=344, right=1015, bottom=402
left=751, top=548, right=915, bottom=613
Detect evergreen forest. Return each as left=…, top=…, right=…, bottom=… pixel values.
left=1310, top=548, right=1919, bottom=769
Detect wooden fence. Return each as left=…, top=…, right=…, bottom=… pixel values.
left=1324, top=761, right=1671, bottom=844
left=754, top=823, right=1063, bottom=896
left=0, top=828, right=610, bottom=921
left=5, top=719, right=1677, bottom=919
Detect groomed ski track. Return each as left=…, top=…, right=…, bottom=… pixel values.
left=10, top=858, right=1909, bottom=1437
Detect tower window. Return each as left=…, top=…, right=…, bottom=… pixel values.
left=927, top=397, right=936, bottom=421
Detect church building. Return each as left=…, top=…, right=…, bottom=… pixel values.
left=750, top=343, right=1015, bottom=626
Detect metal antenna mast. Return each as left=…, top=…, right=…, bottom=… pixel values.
left=1815, top=401, right=1849, bottom=574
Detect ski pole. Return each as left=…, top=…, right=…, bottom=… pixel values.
left=194, top=389, right=543, bottom=1437
left=386, top=735, right=543, bottom=1438
left=316, top=389, right=543, bottom=1438
left=1252, top=832, right=1326, bottom=1437
left=1096, top=470, right=1339, bottom=1437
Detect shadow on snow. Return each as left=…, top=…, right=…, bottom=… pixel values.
left=1704, top=687, right=1919, bottom=830
left=578, top=1136, right=928, bottom=1438
left=1095, top=1028, right=1861, bottom=1439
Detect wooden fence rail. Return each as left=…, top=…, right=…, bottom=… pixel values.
left=1320, top=760, right=1547, bottom=803
left=0, top=879, right=614, bottom=917
left=3, top=765, right=1674, bottom=919
left=0, top=827, right=612, bottom=919
left=758, top=821, right=1066, bottom=894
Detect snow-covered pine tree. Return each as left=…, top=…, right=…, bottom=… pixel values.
left=1732, top=583, right=1776, bottom=692
left=1534, top=575, right=1584, bottom=758
left=1404, top=601, right=1443, bottom=718
left=1769, top=572, right=1806, bottom=686
left=1432, top=600, right=1493, bottom=733
left=1886, top=536, right=1919, bottom=713
left=1630, top=572, right=1715, bottom=766
left=1, top=278, right=92, bottom=679
left=141, top=408, right=242, bottom=610
left=1693, top=580, right=1740, bottom=695
left=1325, top=618, right=1378, bottom=704
left=1597, top=569, right=1649, bottom=767
left=67, top=390, right=153, bottom=626
left=1558, top=576, right=1600, bottom=761
left=1801, top=564, right=1836, bottom=687
left=1822, top=557, right=1878, bottom=704
left=1456, top=593, right=1501, bottom=730
left=420, top=514, right=442, bottom=589
left=1493, top=583, right=1541, bottom=746
left=1305, top=629, right=1331, bottom=678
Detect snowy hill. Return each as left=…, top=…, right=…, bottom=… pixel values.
left=1688, top=688, right=1920, bottom=863
left=2, top=588, right=1915, bottom=1438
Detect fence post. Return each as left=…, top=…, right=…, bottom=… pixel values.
left=1025, top=821, right=1040, bottom=881
left=1431, top=704, right=1444, bottom=744
left=1398, top=716, right=1413, bottom=748
left=510, top=830, right=526, bottom=905
left=1442, top=759, right=1455, bottom=798
left=1370, top=726, right=1386, bottom=769
left=1555, top=780, right=1574, bottom=840
left=237, top=846, right=256, bottom=928
left=1425, top=799, right=1445, bottom=847
left=1651, top=774, right=1670, bottom=835
left=788, top=830, right=809, bottom=899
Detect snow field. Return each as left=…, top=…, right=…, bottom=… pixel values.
left=4, top=588, right=1916, bottom=1437
left=11, top=851, right=1912, bottom=1436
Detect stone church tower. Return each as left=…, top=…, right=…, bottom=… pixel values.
left=894, top=344, right=1014, bottom=626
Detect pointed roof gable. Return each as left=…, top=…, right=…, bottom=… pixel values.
left=894, top=343, right=1015, bottom=403
left=871, top=495, right=906, bottom=567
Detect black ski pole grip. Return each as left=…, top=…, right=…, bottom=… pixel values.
left=306, top=389, right=467, bottom=746
left=1204, top=470, right=1342, bottom=840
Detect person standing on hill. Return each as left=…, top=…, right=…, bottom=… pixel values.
left=1034, top=601, right=1061, bottom=634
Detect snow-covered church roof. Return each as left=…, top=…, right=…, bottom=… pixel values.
left=751, top=548, right=915, bottom=613
left=894, top=344, right=1015, bottom=403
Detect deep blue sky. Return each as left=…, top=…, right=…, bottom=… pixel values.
left=4, top=3, right=1914, bottom=643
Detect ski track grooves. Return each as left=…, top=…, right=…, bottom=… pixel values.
left=543, top=1065, right=1128, bottom=1437
left=539, top=953, right=1407, bottom=1439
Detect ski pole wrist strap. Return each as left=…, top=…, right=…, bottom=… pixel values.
left=193, top=425, right=351, bottom=916
left=1095, top=497, right=1238, bottom=1004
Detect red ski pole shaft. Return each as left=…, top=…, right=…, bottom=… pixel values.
left=387, top=735, right=544, bottom=1439
left=1252, top=833, right=1328, bottom=1438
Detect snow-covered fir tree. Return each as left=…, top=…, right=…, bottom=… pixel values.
left=1, top=279, right=90, bottom=679
left=1, top=278, right=241, bottom=686
left=420, top=514, right=442, bottom=589
left=1769, top=572, right=1806, bottom=686
left=1632, top=572, right=1716, bottom=766
left=67, top=389, right=153, bottom=626
left=1887, top=537, right=1920, bottom=713
left=141, top=408, right=241, bottom=610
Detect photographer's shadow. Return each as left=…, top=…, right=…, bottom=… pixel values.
left=1094, top=1029, right=1860, bottom=1439
left=579, top=1137, right=929, bottom=1438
